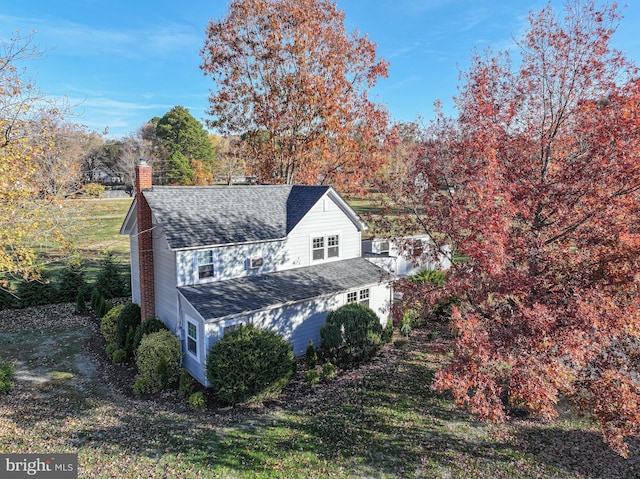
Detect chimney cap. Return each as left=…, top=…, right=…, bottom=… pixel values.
left=138, top=158, right=149, bottom=166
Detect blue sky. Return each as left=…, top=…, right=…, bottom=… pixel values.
left=3, top=1, right=639, bottom=139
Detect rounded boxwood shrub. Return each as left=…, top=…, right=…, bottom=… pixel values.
left=189, top=391, right=205, bottom=410
left=206, top=325, right=295, bottom=405
left=136, top=330, right=182, bottom=392
left=320, top=303, right=384, bottom=368
left=100, top=304, right=124, bottom=344
left=111, top=349, right=127, bottom=364
left=0, top=358, right=15, bottom=395
left=321, top=362, right=337, bottom=380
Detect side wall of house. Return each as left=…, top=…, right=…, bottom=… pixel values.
left=175, top=239, right=293, bottom=286
left=151, top=224, right=179, bottom=331
left=178, top=297, right=208, bottom=386
left=286, top=193, right=362, bottom=267
left=129, top=229, right=140, bottom=304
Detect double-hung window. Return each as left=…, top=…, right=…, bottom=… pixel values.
left=198, top=250, right=214, bottom=279
left=347, top=291, right=358, bottom=303
left=312, top=237, right=325, bottom=260
left=311, top=234, right=340, bottom=261
left=327, top=235, right=339, bottom=258
left=186, top=320, right=198, bottom=358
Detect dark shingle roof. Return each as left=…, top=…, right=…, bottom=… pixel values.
left=143, top=185, right=329, bottom=250
left=177, top=257, right=389, bottom=321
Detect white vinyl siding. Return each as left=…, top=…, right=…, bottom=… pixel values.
left=152, top=226, right=179, bottom=331
left=287, top=192, right=361, bottom=266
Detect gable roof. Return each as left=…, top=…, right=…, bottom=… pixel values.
left=121, top=185, right=366, bottom=250
left=178, top=257, right=389, bottom=322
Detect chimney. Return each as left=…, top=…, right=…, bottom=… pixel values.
left=136, top=159, right=155, bottom=320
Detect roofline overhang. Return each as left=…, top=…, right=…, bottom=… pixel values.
left=179, top=278, right=391, bottom=324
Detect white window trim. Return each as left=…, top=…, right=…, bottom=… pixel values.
left=195, top=248, right=218, bottom=284
left=185, top=317, right=199, bottom=361
left=310, top=232, right=341, bottom=263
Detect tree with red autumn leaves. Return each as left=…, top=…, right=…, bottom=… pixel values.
left=200, top=0, right=390, bottom=191
left=383, top=1, right=640, bottom=455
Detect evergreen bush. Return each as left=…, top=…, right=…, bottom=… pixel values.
left=0, top=358, right=14, bottom=395
left=305, top=369, right=320, bottom=386
left=94, top=252, right=126, bottom=299
left=205, top=325, right=295, bottom=405
left=90, top=288, right=101, bottom=311
left=305, top=339, right=317, bottom=369
left=135, top=330, right=182, bottom=392
left=132, top=317, right=168, bottom=354
left=105, top=343, right=118, bottom=357
left=111, top=349, right=126, bottom=364
left=321, top=362, right=337, bottom=380
left=57, top=261, right=87, bottom=302
left=189, top=391, right=205, bottom=410
left=382, top=316, right=394, bottom=343
left=15, top=275, right=56, bottom=308
left=320, top=303, right=384, bottom=368
left=75, top=290, right=87, bottom=314
left=178, top=369, right=195, bottom=399
left=133, top=377, right=149, bottom=396
left=100, top=304, right=124, bottom=344
left=116, top=302, right=141, bottom=350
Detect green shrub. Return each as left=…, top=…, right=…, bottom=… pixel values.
left=133, top=377, right=149, bottom=396
left=394, top=339, right=409, bottom=350
left=15, top=275, right=56, bottom=308
left=101, top=304, right=124, bottom=344
left=111, top=349, right=127, bottom=364
left=96, top=296, right=111, bottom=319
left=382, top=316, right=394, bottom=343
left=116, top=302, right=141, bottom=350
left=0, top=288, right=15, bottom=309
left=189, top=391, right=205, bottom=410
left=320, top=303, right=384, bottom=368
left=400, top=309, right=415, bottom=338
left=305, top=339, right=317, bottom=369
left=132, top=317, right=168, bottom=354
left=178, top=369, right=195, bottom=399
left=105, top=343, right=119, bottom=357
left=90, top=288, right=101, bottom=311
left=94, top=252, right=126, bottom=299
left=305, top=369, right=320, bottom=386
left=410, top=268, right=446, bottom=287
left=57, top=261, right=87, bottom=303
left=0, top=358, right=15, bottom=395
left=136, top=330, right=182, bottom=392
left=75, top=290, right=87, bottom=314
left=321, top=362, right=337, bottom=380
left=206, top=325, right=295, bottom=405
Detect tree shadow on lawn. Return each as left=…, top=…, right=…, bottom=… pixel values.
left=515, top=423, right=640, bottom=479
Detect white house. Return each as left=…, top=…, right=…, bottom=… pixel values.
left=362, top=236, right=452, bottom=277
left=120, top=161, right=392, bottom=385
